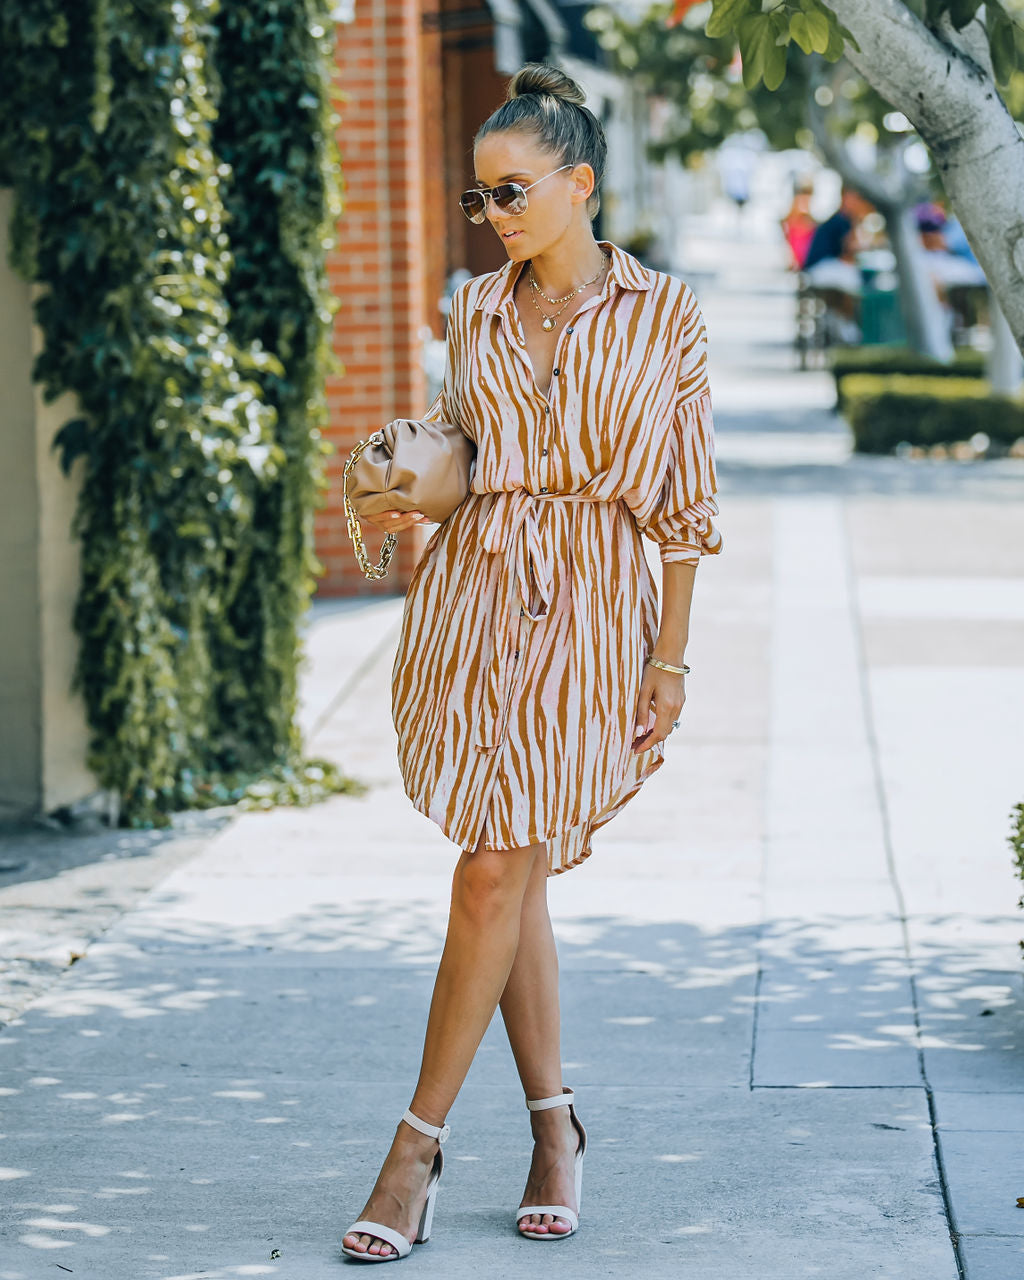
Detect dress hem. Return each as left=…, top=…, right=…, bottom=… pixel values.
left=402, top=747, right=666, bottom=877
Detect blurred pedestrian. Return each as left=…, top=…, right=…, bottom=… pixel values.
left=781, top=174, right=818, bottom=270
left=717, top=137, right=759, bottom=221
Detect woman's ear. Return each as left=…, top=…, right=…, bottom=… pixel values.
left=570, top=163, right=595, bottom=206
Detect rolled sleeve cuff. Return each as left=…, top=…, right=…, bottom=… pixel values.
left=658, top=523, right=724, bottom=566
left=660, top=542, right=703, bottom=566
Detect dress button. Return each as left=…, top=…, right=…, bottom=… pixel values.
left=539, top=486, right=549, bottom=493
left=541, top=448, right=548, bottom=456
left=544, top=405, right=550, bottom=414
left=566, top=327, right=574, bottom=334
left=552, top=367, right=560, bottom=376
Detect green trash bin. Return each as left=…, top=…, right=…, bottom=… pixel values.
left=860, top=288, right=906, bottom=346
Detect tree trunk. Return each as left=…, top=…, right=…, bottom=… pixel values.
left=826, top=0, right=1024, bottom=355
left=888, top=205, right=954, bottom=361
left=806, top=67, right=953, bottom=360
left=988, top=292, right=1024, bottom=394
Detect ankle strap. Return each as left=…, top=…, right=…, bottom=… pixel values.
left=402, top=1108, right=450, bottom=1144
left=526, top=1088, right=574, bottom=1113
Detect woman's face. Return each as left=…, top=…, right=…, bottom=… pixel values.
left=472, top=131, right=593, bottom=260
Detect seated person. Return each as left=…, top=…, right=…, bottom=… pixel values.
left=802, top=184, right=874, bottom=294
left=915, top=202, right=986, bottom=287
left=802, top=185, right=875, bottom=344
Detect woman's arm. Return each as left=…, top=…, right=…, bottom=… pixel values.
left=359, top=286, right=466, bottom=535
left=631, top=562, right=696, bottom=754
left=652, top=561, right=696, bottom=668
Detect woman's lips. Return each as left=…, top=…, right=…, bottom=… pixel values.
left=503, top=230, right=524, bottom=241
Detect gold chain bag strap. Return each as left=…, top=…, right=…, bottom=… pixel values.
left=344, top=418, right=476, bottom=581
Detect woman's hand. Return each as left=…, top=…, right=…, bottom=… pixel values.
left=359, top=509, right=431, bottom=534
left=631, top=665, right=685, bottom=754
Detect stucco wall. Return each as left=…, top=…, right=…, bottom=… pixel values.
left=0, top=189, right=96, bottom=820
left=0, top=187, right=43, bottom=817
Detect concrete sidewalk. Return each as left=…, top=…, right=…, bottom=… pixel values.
left=2, top=211, right=1024, bottom=1279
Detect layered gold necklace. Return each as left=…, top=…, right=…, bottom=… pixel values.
left=527, top=252, right=610, bottom=331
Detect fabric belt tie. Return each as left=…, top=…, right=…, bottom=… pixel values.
left=474, top=489, right=601, bottom=753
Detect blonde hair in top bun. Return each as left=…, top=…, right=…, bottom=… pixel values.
left=507, top=63, right=586, bottom=107
left=474, top=62, right=607, bottom=219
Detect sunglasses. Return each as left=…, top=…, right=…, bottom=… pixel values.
left=459, top=164, right=575, bottom=224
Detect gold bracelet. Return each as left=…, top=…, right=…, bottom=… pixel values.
left=648, top=657, right=690, bottom=675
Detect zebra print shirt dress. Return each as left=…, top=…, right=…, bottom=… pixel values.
left=391, top=241, right=722, bottom=876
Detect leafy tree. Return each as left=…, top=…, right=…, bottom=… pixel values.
left=586, top=6, right=812, bottom=160
left=655, top=0, right=1024, bottom=353
left=590, top=4, right=956, bottom=354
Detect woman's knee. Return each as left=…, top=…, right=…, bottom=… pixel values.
left=451, top=841, right=538, bottom=921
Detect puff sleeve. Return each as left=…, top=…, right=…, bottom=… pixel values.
left=631, top=287, right=722, bottom=567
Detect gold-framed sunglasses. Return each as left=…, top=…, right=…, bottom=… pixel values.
left=459, top=164, right=574, bottom=224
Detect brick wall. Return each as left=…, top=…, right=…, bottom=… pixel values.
left=318, top=0, right=513, bottom=597
left=440, top=0, right=510, bottom=280
left=318, top=0, right=446, bottom=597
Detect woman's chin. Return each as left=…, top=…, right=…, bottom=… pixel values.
left=500, top=231, right=528, bottom=255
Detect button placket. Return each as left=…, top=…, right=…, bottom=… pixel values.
left=538, top=322, right=575, bottom=490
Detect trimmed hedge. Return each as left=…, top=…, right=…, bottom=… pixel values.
left=841, top=374, right=1024, bottom=454
left=830, top=345, right=987, bottom=412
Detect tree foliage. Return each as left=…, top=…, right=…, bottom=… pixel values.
left=590, top=0, right=1023, bottom=178
left=587, top=3, right=892, bottom=161
left=0, top=0, right=352, bottom=825
left=667, top=0, right=1020, bottom=91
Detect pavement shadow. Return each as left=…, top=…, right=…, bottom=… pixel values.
left=0, top=895, right=1020, bottom=1276
left=0, top=811, right=231, bottom=891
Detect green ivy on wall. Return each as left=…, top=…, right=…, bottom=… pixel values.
left=0, top=0, right=357, bottom=825
left=209, top=0, right=344, bottom=770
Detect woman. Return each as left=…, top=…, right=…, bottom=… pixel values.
left=341, top=62, right=722, bottom=1262
left=781, top=174, right=818, bottom=271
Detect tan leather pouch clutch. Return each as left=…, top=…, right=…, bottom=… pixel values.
left=344, top=418, right=476, bottom=580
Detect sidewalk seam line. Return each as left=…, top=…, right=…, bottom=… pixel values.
left=840, top=501, right=967, bottom=1280
left=307, top=619, right=402, bottom=745
left=748, top=501, right=776, bottom=1092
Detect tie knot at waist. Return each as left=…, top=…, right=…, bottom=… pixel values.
left=473, top=489, right=603, bottom=753
left=476, top=489, right=602, bottom=557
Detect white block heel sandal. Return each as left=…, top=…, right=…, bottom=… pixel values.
left=516, top=1086, right=587, bottom=1240
left=341, top=1109, right=450, bottom=1262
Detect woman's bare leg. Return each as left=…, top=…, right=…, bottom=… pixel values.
left=343, top=835, right=544, bottom=1258
left=499, top=854, right=582, bottom=1236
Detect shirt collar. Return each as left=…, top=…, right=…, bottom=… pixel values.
left=474, top=240, right=653, bottom=315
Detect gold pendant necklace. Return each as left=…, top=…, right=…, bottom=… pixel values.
left=529, top=289, right=575, bottom=331
left=528, top=253, right=609, bottom=330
